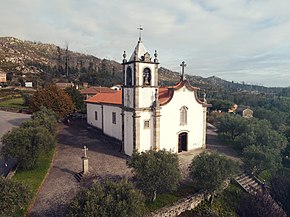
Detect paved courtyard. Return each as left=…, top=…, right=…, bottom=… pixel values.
left=28, top=120, right=132, bottom=217
left=28, top=120, right=238, bottom=216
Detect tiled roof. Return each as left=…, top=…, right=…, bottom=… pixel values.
left=80, top=87, right=116, bottom=95
left=85, top=80, right=205, bottom=106
left=85, top=90, right=122, bottom=105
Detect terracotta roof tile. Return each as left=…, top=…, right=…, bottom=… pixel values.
left=85, top=90, right=122, bottom=105
left=85, top=80, right=203, bottom=106
left=80, top=87, right=116, bottom=95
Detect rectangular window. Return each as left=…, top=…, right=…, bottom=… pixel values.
left=112, top=112, right=116, bottom=124
left=144, top=120, right=150, bottom=129
left=95, top=111, right=98, bottom=120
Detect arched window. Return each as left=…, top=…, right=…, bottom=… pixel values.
left=180, top=106, right=188, bottom=126
left=126, top=67, right=132, bottom=86
left=143, top=68, right=151, bottom=86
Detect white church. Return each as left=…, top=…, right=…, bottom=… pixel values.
left=86, top=36, right=209, bottom=156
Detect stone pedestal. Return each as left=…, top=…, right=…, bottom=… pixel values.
left=82, top=157, right=89, bottom=175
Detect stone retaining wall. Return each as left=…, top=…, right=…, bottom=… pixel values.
left=147, top=193, right=205, bottom=217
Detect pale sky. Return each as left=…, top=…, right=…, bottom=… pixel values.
left=1, top=0, right=290, bottom=87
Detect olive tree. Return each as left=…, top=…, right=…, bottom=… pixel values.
left=68, top=179, right=145, bottom=217
left=189, top=152, right=239, bottom=193
left=127, top=149, right=180, bottom=201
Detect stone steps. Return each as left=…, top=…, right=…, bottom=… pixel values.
left=74, top=171, right=84, bottom=182
left=235, top=173, right=262, bottom=194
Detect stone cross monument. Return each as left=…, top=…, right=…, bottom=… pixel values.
left=82, top=146, right=89, bottom=175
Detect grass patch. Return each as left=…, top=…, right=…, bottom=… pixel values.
left=146, top=184, right=199, bottom=212
left=0, top=97, right=27, bottom=109
left=211, top=184, right=244, bottom=216
left=146, top=193, right=179, bottom=212
left=12, top=148, right=55, bottom=216
left=258, top=170, right=271, bottom=183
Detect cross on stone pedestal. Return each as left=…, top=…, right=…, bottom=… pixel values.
left=82, top=146, right=88, bottom=158
left=180, top=61, right=187, bottom=81
left=82, top=146, right=89, bottom=175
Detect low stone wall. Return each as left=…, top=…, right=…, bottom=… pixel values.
left=147, top=193, right=205, bottom=217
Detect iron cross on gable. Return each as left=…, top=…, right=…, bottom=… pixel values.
left=82, top=146, right=88, bottom=158
left=180, top=61, right=187, bottom=81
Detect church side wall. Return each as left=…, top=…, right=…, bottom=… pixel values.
left=160, top=88, right=204, bottom=152
left=103, top=105, right=122, bottom=140
left=87, top=103, right=103, bottom=130
left=124, top=111, right=134, bottom=156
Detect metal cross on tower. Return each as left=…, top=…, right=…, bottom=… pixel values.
left=137, top=25, right=143, bottom=41
left=180, top=61, right=187, bottom=81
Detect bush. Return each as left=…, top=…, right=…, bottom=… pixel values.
left=68, top=179, right=145, bottom=217
left=1, top=126, right=55, bottom=170
left=0, top=177, right=32, bottom=216
left=127, top=150, right=180, bottom=201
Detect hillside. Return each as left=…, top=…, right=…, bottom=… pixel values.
left=0, top=36, right=286, bottom=96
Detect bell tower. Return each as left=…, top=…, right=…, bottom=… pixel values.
left=122, top=33, right=159, bottom=155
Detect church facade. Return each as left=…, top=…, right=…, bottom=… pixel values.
left=86, top=37, right=208, bottom=156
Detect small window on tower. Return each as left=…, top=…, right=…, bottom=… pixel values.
left=126, top=67, right=132, bottom=86
left=143, top=68, right=151, bottom=86
left=95, top=111, right=98, bottom=120
left=144, top=120, right=150, bottom=129
left=112, top=112, right=116, bottom=124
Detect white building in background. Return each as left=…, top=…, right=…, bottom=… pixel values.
left=86, top=37, right=209, bottom=156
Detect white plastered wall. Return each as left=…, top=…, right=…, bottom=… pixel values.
left=124, top=111, right=134, bottom=155
left=160, top=87, right=204, bottom=153
left=87, top=103, right=103, bottom=129
left=139, top=111, right=152, bottom=152
left=102, top=105, right=122, bottom=140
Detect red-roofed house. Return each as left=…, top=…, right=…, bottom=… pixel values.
left=86, top=37, right=209, bottom=156
left=80, top=87, right=116, bottom=99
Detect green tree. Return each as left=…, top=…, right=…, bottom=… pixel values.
left=243, top=145, right=282, bottom=173
left=68, top=179, right=145, bottom=217
left=238, top=119, right=287, bottom=150
left=270, top=174, right=290, bottom=215
left=29, top=84, right=75, bottom=118
left=127, top=150, right=180, bottom=201
left=217, top=113, right=247, bottom=141
left=188, top=152, right=239, bottom=193
left=0, top=177, right=32, bottom=216
left=237, top=192, right=286, bottom=217
left=65, top=87, right=85, bottom=112
left=254, top=107, right=288, bottom=133
left=1, top=126, right=55, bottom=170
left=209, top=99, right=234, bottom=112
left=21, top=106, right=57, bottom=134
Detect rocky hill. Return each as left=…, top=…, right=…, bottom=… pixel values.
left=0, top=36, right=284, bottom=96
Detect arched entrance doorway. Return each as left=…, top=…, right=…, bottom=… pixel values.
left=178, top=132, right=188, bottom=152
